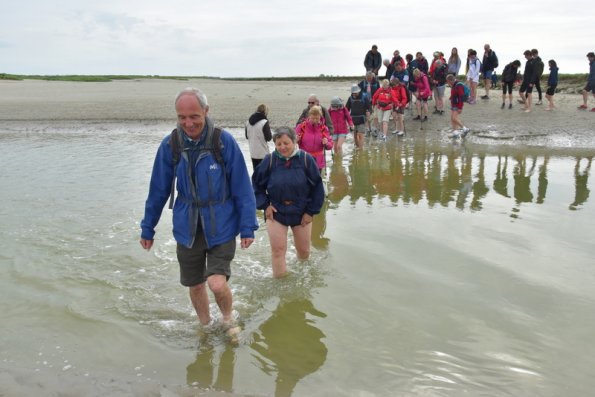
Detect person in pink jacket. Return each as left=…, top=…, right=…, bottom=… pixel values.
left=328, top=96, right=354, bottom=156
left=412, top=68, right=431, bottom=122
left=296, top=106, right=333, bottom=170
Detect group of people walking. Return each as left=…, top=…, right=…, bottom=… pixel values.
left=137, top=47, right=595, bottom=338
left=363, top=44, right=595, bottom=128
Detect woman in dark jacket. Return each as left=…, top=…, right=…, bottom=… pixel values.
left=501, top=60, right=521, bottom=109
left=252, top=126, right=325, bottom=278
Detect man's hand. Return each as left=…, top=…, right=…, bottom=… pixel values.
left=140, top=238, right=154, bottom=250
left=240, top=238, right=254, bottom=249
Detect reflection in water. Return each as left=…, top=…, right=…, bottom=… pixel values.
left=311, top=200, right=330, bottom=250
left=187, top=341, right=235, bottom=393
left=250, top=299, right=327, bottom=397
left=570, top=157, right=592, bottom=210
left=327, top=142, right=593, bottom=214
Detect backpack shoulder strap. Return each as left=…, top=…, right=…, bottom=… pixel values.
left=211, top=127, right=224, bottom=164
left=167, top=128, right=182, bottom=209
left=168, top=128, right=183, bottom=166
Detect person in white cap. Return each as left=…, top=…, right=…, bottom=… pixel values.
left=345, top=84, right=371, bottom=149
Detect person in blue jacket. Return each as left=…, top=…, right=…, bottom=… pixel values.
left=140, top=87, right=258, bottom=335
left=252, top=126, right=325, bottom=278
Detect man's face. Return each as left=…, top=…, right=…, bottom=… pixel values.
left=307, top=97, right=317, bottom=108
left=176, top=94, right=208, bottom=140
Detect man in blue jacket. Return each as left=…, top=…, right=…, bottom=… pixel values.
left=140, top=88, right=258, bottom=334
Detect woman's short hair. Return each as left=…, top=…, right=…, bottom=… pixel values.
left=381, top=79, right=390, bottom=88
left=273, top=126, right=296, bottom=143
left=308, top=105, right=322, bottom=117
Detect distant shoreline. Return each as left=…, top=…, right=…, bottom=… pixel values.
left=0, top=72, right=589, bottom=91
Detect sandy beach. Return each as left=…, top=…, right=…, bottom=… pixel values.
left=1, top=78, right=594, bottom=149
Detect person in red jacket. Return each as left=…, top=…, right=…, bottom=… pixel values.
left=446, top=74, right=470, bottom=138
left=390, top=77, right=409, bottom=136
left=371, top=79, right=394, bottom=141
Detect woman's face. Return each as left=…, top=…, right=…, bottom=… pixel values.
left=452, top=47, right=458, bottom=55
left=308, top=114, right=321, bottom=124
left=274, top=134, right=295, bottom=157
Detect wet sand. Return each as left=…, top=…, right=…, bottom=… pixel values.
left=1, top=78, right=594, bottom=149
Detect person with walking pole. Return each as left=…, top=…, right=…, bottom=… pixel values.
left=295, top=106, right=333, bottom=172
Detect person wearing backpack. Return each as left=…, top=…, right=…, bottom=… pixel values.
left=446, top=74, right=470, bottom=138
left=252, top=127, right=325, bottom=278
left=140, top=88, right=258, bottom=337
left=481, top=44, right=499, bottom=100
left=346, top=84, right=371, bottom=149
left=501, top=60, right=522, bottom=109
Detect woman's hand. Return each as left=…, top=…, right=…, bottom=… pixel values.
left=265, top=205, right=277, bottom=221
left=301, top=213, right=313, bottom=226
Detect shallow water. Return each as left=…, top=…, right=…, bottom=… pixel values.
left=1, top=124, right=595, bottom=396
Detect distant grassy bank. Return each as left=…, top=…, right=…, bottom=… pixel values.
left=0, top=72, right=588, bottom=90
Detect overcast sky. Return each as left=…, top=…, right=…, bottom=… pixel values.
left=1, top=0, right=593, bottom=77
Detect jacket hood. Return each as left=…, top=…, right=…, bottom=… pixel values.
left=249, top=112, right=268, bottom=126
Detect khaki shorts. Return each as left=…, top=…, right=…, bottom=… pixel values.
left=377, top=108, right=392, bottom=123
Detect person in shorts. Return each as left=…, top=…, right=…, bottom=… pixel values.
left=481, top=44, right=498, bottom=99
left=140, top=88, right=258, bottom=336
left=578, top=52, right=595, bottom=111
left=545, top=59, right=559, bottom=111
left=518, top=50, right=536, bottom=112
left=371, top=79, right=394, bottom=141
left=346, top=84, right=371, bottom=149
left=328, top=96, right=354, bottom=156
left=252, top=127, right=325, bottom=278
left=446, top=74, right=470, bottom=138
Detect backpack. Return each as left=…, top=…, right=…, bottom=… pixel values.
left=492, top=52, right=499, bottom=69
left=167, top=127, right=224, bottom=209
left=456, top=82, right=470, bottom=102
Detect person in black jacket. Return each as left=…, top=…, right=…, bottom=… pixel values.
left=518, top=50, right=536, bottom=112
left=531, top=49, right=545, bottom=105
left=364, top=45, right=382, bottom=75
left=501, top=60, right=521, bottom=109
left=481, top=44, right=499, bottom=100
